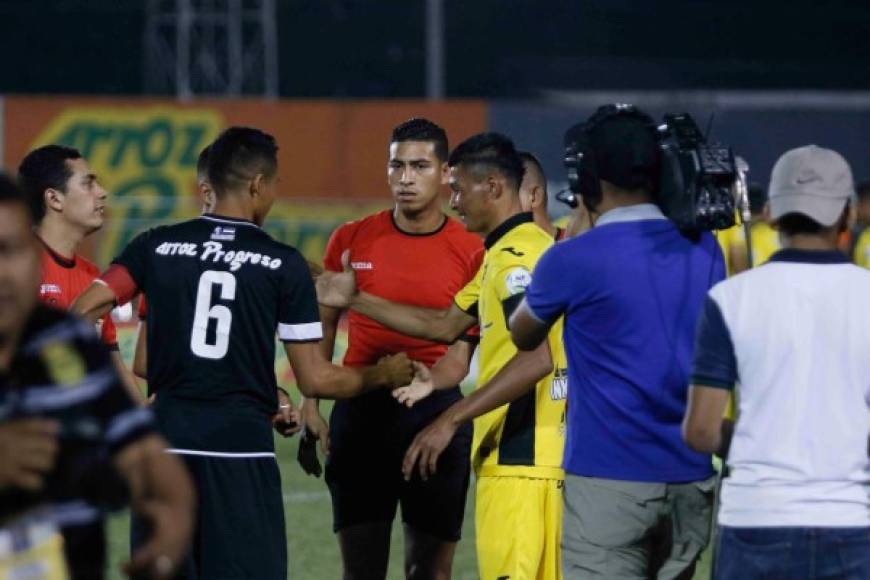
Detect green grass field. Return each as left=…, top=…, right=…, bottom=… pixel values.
left=105, top=325, right=712, bottom=579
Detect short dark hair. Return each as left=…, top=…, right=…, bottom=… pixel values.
left=207, top=127, right=278, bottom=197
left=0, top=173, right=35, bottom=224
left=196, top=144, right=211, bottom=179
left=776, top=212, right=824, bottom=236
left=17, top=145, right=82, bottom=223
left=856, top=181, right=870, bottom=201
left=448, top=133, right=525, bottom=191
left=390, top=118, right=448, bottom=161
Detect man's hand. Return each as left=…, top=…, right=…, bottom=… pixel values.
left=0, top=419, right=59, bottom=492
left=367, top=353, right=415, bottom=390
left=115, top=435, right=194, bottom=580
left=315, top=250, right=357, bottom=309
left=402, top=412, right=458, bottom=481
left=393, top=362, right=434, bottom=408
left=297, top=400, right=329, bottom=477
left=273, top=388, right=301, bottom=438
left=124, top=499, right=191, bottom=579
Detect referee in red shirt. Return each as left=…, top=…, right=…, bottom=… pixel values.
left=303, top=118, right=483, bottom=579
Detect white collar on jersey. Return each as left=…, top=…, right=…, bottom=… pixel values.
left=199, top=214, right=260, bottom=228
left=595, top=203, right=666, bottom=227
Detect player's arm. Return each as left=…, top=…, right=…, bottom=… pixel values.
left=393, top=339, right=475, bottom=407
left=72, top=280, right=118, bottom=324
left=297, top=304, right=341, bottom=471
left=300, top=304, right=342, bottom=413
left=114, top=433, right=195, bottom=579
left=110, top=350, right=146, bottom=405
left=683, top=386, right=732, bottom=455
left=133, top=321, right=147, bottom=380
left=509, top=298, right=553, bottom=351
left=132, top=298, right=148, bottom=380
left=316, top=248, right=477, bottom=343
left=682, top=294, right=737, bottom=457
left=403, top=340, right=554, bottom=480
left=74, top=231, right=150, bottom=323
left=353, top=295, right=476, bottom=344
left=284, top=341, right=413, bottom=399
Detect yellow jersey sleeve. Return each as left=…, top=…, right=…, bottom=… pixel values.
left=454, top=263, right=482, bottom=315
left=492, top=262, right=534, bottom=303
left=854, top=228, right=870, bottom=269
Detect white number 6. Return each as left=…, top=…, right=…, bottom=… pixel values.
left=191, top=270, right=236, bottom=359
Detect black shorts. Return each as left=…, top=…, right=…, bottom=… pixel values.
left=325, top=388, right=472, bottom=542
left=62, top=520, right=105, bottom=580
left=133, top=453, right=286, bottom=580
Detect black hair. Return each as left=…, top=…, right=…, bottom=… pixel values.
left=207, top=127, right=278, bottom=197
left=776, top=212, right=824, bottom=236
left=856, top=181, right=870, bottom=201
left=0, top=173, right=35, bottom=224
left=17, top=145, right=82, bottom=224
left=196, top=144, right=211, bottom=179
left=448, top=133, right=525, bottom=191
left=390, top=118, right=448, bottom=162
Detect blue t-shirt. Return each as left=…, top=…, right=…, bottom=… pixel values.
left=526, top=218, right=725, bottom=482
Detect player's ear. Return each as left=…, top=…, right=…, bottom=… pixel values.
left=488, top=174, right=504, bottom=201
left=250, top=173, right=264, bottom=198
left=531, top=185, right=545, bottom=209
left=439, top=162, right=449, bottom=186
left=45, top=188, right=64, bottom=213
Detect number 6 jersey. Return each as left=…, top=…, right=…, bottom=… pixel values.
left=102, top=213, right=322, bottom=453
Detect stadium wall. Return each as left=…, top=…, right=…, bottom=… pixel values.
left=5, top=94, right=869, bottom=265
left=2, top=96, right=486, bottom=265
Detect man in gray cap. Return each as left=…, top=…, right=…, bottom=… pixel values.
left=683, top=145, right=870, bottom=579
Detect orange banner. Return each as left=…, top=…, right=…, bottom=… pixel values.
left=4, top=96, right=486, bottom=199
left=4, top=96, right=486, bottom=264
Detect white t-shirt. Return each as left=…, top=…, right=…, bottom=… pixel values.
left=692, top=249, right=870, bottom=527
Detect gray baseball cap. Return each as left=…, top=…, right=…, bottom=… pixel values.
left=769, top=145, right=854, bottom=226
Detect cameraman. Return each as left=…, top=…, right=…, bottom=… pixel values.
left=509, top=105, right=725, bottom=578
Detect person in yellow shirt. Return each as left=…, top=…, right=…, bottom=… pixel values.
left=317, top=133, right=567, bottom=580
left=719, top=183, right=780, bottom=275
left=851, top=182, right=870, bottom=268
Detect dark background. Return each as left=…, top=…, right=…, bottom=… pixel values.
left=1, top=0, right=868, bottom=97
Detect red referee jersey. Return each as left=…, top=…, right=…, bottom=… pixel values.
left=324, top=210, right=483, bottom=368
left=39, top=240, right=118, bottom=349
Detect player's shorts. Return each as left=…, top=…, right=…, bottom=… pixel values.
left=62, top=520, right=105, bottom=580
left=475, top=475, right=563, bottom=580
left=325, top=388, right=472, bottom=542
left=134, top=452, right=286, bottom=580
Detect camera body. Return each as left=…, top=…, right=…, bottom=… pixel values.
left=657, top=113, right=737, bottom=232
left=562, top=105, right=740, bottom=234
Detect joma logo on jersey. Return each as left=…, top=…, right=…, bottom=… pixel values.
left=40, top=284, right=62, bottom=296
left=351, top=261, right=373, bottom=270
left=211, top=226, right=236, bottom=241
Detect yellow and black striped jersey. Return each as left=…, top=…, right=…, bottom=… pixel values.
left=454, top=213, right=566, bottom=479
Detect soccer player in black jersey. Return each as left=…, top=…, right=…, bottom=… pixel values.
left=73, top=127, right=414, bottom=579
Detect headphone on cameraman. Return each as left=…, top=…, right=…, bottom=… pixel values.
left=562, top=104, right=659, bottom=213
